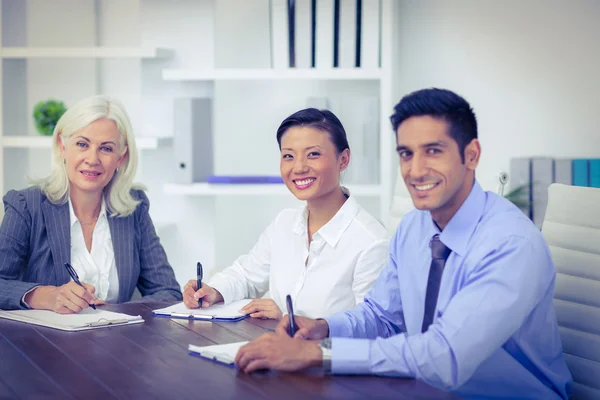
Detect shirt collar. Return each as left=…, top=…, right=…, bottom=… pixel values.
left=429, top=180, right=486, bottom=257
left=68, top=196, right=107, bottom=228
left=292, top=187, right=359, bottom=248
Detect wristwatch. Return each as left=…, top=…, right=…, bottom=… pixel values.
left=319, top=338, right=332, bottom=373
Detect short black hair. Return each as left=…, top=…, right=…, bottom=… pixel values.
left=390, top=88, right=477, bottom=162
left=276, top=108, right=350, bottom=154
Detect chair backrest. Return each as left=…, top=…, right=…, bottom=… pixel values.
left=541, top=183, right=600, bottom=400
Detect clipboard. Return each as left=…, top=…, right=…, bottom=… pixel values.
left=188, top=341, right=249, bottom=367
left=152, top=300, right=251, bottom=322
left=0, top=308, right=144, bottom=331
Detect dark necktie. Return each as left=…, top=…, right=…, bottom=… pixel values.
left=421, top=234, right=451, bottom=333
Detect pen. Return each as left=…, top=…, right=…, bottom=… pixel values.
left=63, top=262, right=96, bottom=310
left=197, top=262, right=203, bottom=308
left=286, top=294, right=297, bottom=337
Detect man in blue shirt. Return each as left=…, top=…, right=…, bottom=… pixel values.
left=235, top=88, right=573, bottom=399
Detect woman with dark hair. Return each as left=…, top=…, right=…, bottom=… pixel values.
left=182, top=108, right=388, bottom=319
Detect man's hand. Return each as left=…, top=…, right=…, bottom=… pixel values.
left=240, top=299, right=283, bottom=319
left=235, top=332, right=322, bottom=373
left=276, top=315, right=330, bottom=340
left=182, top=280, right=224, bottom=309
left=25, top=282, right=104, bottom=314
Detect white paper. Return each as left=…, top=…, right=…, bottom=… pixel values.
left=188, top=341, right=249, bottom=365
left=153, top=299, right=252, bottom=319
left=0, top=308, right=143, bottom=331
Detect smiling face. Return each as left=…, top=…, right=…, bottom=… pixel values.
left=58, top=118, right=126, bottom=199
left=396, top=115, right=480, bottom=228
left=279, top=126, right=349, bottom=203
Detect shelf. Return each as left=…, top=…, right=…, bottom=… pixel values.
left=0, top=47, right=172, bottom=59
left=162, top=68, right=382, bottom=81
left=1, top=136, right=172, bottom=150
left=164, top=183, right=382, bottom=197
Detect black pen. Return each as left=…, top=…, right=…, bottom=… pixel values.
left=286, top=294, right=297, bottom=337
left=63, top=262, right=96, bottom=310
left=197, top=262, right=203, bottom=308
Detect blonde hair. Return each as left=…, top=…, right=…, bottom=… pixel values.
left=33, top=95, right=144, bottom=217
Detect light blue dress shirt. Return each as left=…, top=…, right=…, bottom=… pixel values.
left=325, top=181, right=572, bottom=399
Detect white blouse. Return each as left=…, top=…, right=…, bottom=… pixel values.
left=208, top=191, right=389, bottom=319
left=69, top=199, right=119, bottom=303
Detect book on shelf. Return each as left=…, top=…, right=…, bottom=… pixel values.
left=295, top=0, right=312, bottom=68
left=207, top=176, right=284, bottom=184
left=315, top=0, right=334, bottom=68
left=360, top=0, right=380, bottom=68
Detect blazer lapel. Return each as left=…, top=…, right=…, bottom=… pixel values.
left=108, top=215, right=133, bottom=302
left=41, top=199, right=71, bottom=285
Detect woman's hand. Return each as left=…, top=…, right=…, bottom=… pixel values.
left=24, top=282, right=103, bottom=314
left=182, top=280, right=224, bottom=309
left=240, top=298, right=283, bottom=319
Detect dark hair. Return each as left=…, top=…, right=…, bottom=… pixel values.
left=276, top=108, right=350, bottom=154
left=390, top=88, right=477, bottom=163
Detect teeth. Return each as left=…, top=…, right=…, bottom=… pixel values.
left=82, top=172, right=99, bottom=176
left=415, top=183, right=436, bottom=191
left=295, top=178, right=315, bottom=186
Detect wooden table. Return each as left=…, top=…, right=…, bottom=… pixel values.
left=0, top=303, right=459, bottom=399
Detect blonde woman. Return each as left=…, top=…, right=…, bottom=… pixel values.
left=0, top=95, right=182, bottom=312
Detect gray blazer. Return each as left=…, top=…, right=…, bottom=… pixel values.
left=0, top=186, right=182, bottom=310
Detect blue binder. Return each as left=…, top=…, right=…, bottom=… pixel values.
left=572, top=159, right=589, bottom=187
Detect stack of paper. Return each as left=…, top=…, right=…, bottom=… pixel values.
left=152, top=299, right=251, bottom=321
left=188, top=341, right=249, bottom=366
left=0, top=308, right=143, bottom=331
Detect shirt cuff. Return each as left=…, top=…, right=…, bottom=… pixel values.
left=20, top=286, right=39, bottom=309
left=325, top=311, right=355, bottom=338
left=207, top=276, right=235, bottom=305
left=331, top=337, right=372, bottom=374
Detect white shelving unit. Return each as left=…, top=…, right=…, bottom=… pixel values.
left=162, top=68, right=382, bottom=81
left=164, top=183, right=382, bottom=197
left=1, top=135, right=172, bottom=150
left=0, top=47, right=171, bottom=59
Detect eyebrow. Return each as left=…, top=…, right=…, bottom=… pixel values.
left=396, top=140, right=447, bottom=152
left=75, top=135, right=117, bottom=146
left=281, top=145, right=323, bottom=151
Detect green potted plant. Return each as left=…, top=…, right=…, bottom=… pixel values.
left=32, top=99, right=67, bottom=136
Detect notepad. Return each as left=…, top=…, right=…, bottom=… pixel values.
left=152, top=299, right=251, bottom=321
left=0, top=308, right=144, bottom=331
left=188, top=341, right=249, bottom=367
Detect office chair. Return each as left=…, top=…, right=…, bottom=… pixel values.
left=541, top=183, right=600, bottom=400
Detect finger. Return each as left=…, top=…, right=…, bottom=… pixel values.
left=60, top=295, right=85, bottom=313
left=250, top=311, right=267, bottom=319
left=293, top=328, right=309, bottom=340
left=244, top=358, right=270, bottom=374
left=94, top=299, right=107, bottom=306
left=186, top=279, right=198, bottom=291
left=69, top=283, right=95, bottom=303
left=81, top=282, right=96, bottom=295
left=275, top=315, right=290, bottom=336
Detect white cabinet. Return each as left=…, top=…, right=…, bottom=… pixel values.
left=0, top=0, right=397, bottom=286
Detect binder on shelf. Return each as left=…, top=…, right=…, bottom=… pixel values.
left=531, top=157, right=554, bottom=228
left=355, top=0, right=362, bottom=67
left=0, top=308, right=143, bottom=332
left=271, top=0, right=289, bottom=68
left=509, top=157, right=532, bottom=219
left=338, top=0, right=356, bottom=68
left=333, top=0, right=340, bottom=67
left=188, top=341, right=249, bottom=367
left=360, top=0, right=380, bottom=68
left=287, top=0, right=296, bottom=67
left=173, top=98, right=213, bottom=184
left=554, top=158, right=572, bottom=185
left=590, top=159, right=600, bottom=188
left=315, top=0, right=334, bottom=68
left=206, top=176, right=284, bottom=184
left=295, top=0, right=312, bottom=68
left=572, top=159, right=589, bottom=187
left=152, top=300, right=251, bottom=322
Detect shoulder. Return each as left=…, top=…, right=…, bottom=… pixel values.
left=350, top=203, right=389, bottom=241
left=3, top=186, right=47, bottom=211
left=270, top=205, right=305, bottom=227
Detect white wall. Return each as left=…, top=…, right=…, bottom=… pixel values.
left=392, top=0, right=600, bottom=190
